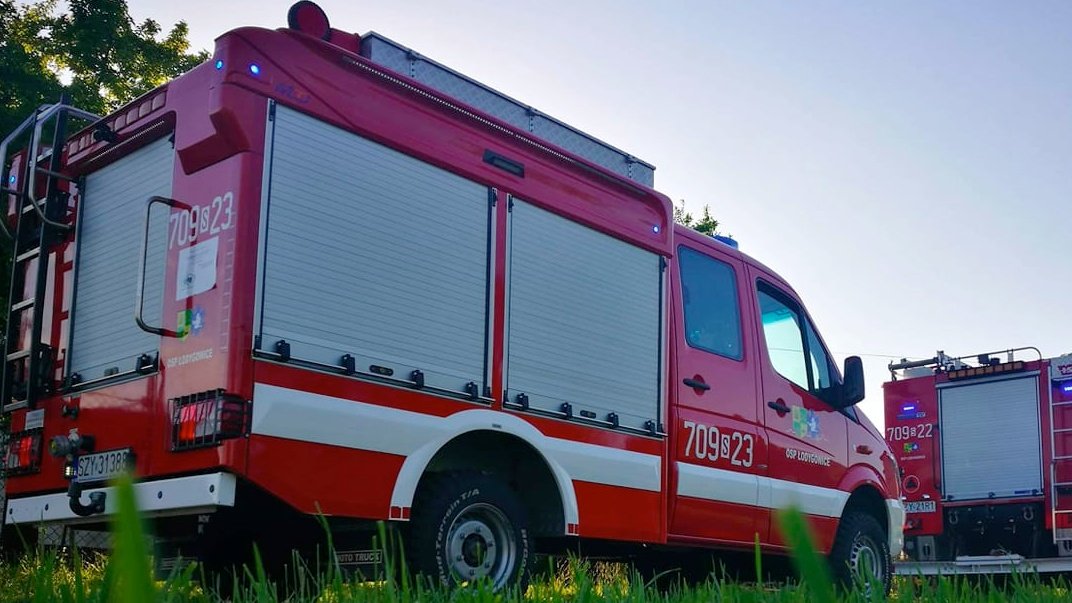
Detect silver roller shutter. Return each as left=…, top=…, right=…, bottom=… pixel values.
left=258, top=105, right=491, bottom=394
left=505, top=199, right=662, bottom=432
left=940, top=376, right=1043, bottom=500
left=69, top=136, right=173, bottom=382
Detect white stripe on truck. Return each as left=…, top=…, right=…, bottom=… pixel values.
left=250, top=383, right=663, bottom=496
left=677, top=461, right=850, bottom=518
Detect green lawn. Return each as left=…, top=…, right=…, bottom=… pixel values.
left=2, top=476, right=1068, bottom=602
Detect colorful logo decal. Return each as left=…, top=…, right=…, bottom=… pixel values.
left=903, top=442, right=920, bottom=454
left=792, top=406, right=821, bottom=440
left=176, top=306, right=205, bottom=340
left=190, top=307, right=205, bottom=336
left=897, top=400, right=926, bottom=421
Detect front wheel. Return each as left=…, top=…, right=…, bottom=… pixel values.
left=828, top=511, right=891, bottom=596
left=408, top=472, right=534, bottom=591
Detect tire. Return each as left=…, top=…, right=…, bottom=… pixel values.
left=828, top=511, right=891, bottom=596
left=408, top=472, right=534, bottom=591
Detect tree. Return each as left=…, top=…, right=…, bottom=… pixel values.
left=673, top=200, right=723, bottom=237
left=0, top=0, right=206, bottom=326
left=0, top=0, right=207, bottom=135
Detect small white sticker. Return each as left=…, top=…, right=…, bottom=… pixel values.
left=24, top=408, right=44, bottom=431
left=176, top=236, right=219, bottom=300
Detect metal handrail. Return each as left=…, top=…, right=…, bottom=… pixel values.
left=24, top=104, right=101, bottom=231
left=0, top=108, right=47, bottom=241
left=135, top=196, right=188, bottom=338
left=889, top=346, right=1045, bottom=375
left=0, top=102, right=101, bottom=235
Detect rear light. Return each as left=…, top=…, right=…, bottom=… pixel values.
left=4, top=429, right=43, bottom=475
left=170, top=390, right=249, bottom=451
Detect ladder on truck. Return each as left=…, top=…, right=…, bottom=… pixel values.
left=0, top=97, right=98, bottom=411
left=1049, top=369, right=1072, bottom=543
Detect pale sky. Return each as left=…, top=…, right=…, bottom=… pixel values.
left=130, top=0, right=1072, bottom=429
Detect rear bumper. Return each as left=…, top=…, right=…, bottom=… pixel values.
left=886, top=498, right=905, bottom=557
left=5, top=472, right=236, bottom=525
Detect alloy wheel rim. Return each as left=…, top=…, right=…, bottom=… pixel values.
left=445, top=502, right=518, bottom=588
left=850, top=534, right=885, bottom=588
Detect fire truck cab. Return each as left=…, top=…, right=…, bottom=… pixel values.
left=2, top=1, right=901, bottom=592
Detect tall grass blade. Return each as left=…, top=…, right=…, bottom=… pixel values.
left=753, top=531, right=762, bottom=585
left=108, top=473, right=155, bottom=602
left=775, top=506, right=835, bottom=603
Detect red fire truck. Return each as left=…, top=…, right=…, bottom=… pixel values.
left=886, top=349, right=1072, bottom=574
left=2, top=1, right=900, bottom=591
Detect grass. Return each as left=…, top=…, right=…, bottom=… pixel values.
left=1, top=476, right=1070, bottom=602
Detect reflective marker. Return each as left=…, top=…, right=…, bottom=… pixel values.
left=249, top=63, right=261, bottom=76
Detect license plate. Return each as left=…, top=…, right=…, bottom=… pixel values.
left=75, top=448, right=132, bottom=484
left=905, top=500, right=937, bottom=514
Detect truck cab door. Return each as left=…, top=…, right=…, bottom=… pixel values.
left=750, top=273, right=849, bottom=552
left=669, top=241, right=768, bottom=545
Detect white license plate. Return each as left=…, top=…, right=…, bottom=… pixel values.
left=76, top=448, right=132, bottom=484
left=905, top=500, right=937, bottom=514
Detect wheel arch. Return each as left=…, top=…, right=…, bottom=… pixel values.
left=389, top=410, right=578, bottom=537
left=837, top=464, right=901, bottom=555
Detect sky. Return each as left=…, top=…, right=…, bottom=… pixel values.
left=130, top=0, right=1072, bottom=430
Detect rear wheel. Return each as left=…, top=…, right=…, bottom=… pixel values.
left=408, top=472, right=533, bottom=591
left=828, top=511, right=891, bottom=595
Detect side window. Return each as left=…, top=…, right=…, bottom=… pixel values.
left=678, top=247, right=742, bottom=360
left=805, top=320, right=833, bottom=390
left=757, top=288, right=809, bottom=388
left=758, top=282, right=844, bottom=406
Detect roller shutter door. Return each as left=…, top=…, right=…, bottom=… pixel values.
left=940, top=376, right=1042, bottom=500
left=505, top=199, right=662, bottom=432
left=69, top=136, right=173, bottom=381
left=258, top=106, right=491, bottom=394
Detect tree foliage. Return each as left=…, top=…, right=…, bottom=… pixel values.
left=0, top=0, right=208, bottom=135
left=673, top=200, right=723, bottom=237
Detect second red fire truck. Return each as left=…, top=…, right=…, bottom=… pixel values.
left=887, top=349, right=1072, bottom=574
left=2, top=1, right=901, bottom=591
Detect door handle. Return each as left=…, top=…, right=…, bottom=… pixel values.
left=135, top=196, right=190, bottom=338
left=767, top=399, right=790, bottom=415
left=683, top=377, right=710, bottom=391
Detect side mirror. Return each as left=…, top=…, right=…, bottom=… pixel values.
left=838, top=356, right=865, bottom=408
